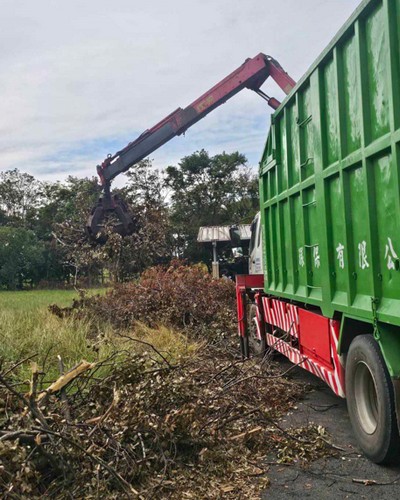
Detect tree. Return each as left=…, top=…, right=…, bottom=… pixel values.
left=0, top=169, right=43, bottom=225
left=165, top=149, right=259, bottom=262
left=0, top=207, right=8, bottom=226
left=52, top=166, right=173, bottom=283
left=123, top=159, right=167, bottom=208
left=48, top=176, right=104, bottom=284
left=0, top=227, right=44, bottom=289
left=105, top=160, right=173, bottom=279
left=0, top=151, right=258, bottom=286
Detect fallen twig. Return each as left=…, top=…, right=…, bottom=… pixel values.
left=87, top=386, right=120, bottom=436
left=37, top=359, right=95, bottom=403
left=352, top=476, right=400, bottom=486
left=1, top=354, right=38, bottom=378
left=32, top=425, right=142, bottom=498
left=229, top=426, right=263, bottom=441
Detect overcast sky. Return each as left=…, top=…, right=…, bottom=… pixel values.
left=1, top=0, right=361, bottom=186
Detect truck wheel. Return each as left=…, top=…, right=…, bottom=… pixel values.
left=345, top=335, right=400, bottom=464
left=247, top=304, right=266, bottom=357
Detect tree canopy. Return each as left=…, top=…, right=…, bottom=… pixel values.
left=0, top=227, right=44, bottom=289
left=166, top=149, right=258, bottom=261
left=0, top=150, right=259, bottom=288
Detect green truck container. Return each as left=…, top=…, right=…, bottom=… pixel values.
left=243, top=0, right=400, bottom=464
left=261, top=0, right=400, bottom=327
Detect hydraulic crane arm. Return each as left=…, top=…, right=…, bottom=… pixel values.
left=87, top=53, right=295, bottom=238
left=97, top=53, right=295, bottom=186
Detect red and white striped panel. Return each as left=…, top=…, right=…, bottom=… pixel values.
left=262, top=297, right=299, bottom=338
left=264, top=318, right=345, bottom=398
left=287, top=303, right=299, bottom=338
left=254, top=300, right=263, bottom=340
left=329, top=320, right=345, bottom=397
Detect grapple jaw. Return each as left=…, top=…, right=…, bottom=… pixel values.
left=86, top=191, right=135, bottom=241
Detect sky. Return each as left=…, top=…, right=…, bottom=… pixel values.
left=0, top=0, right=361, bottom=186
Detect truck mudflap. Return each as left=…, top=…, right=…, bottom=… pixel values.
left=258, top=297, right=346, bottom=398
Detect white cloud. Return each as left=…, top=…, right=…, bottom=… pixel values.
left=0, top=0, right=360, bottom=184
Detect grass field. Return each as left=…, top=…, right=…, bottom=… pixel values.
left=0, top=288, right=198, bottom=383
left=0, top=288, right=111, bottom=381
left=0, top=289, right=101, bottom=311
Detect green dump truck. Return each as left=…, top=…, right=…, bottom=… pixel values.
left=236, top=0, right=400, bottom=464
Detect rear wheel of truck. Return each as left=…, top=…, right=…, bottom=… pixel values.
left=345, top=335, right=400, bottom=464
left=247, top=303, right=266, bottom=358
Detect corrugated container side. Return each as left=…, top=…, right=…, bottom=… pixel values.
left=260, top=0, right=400, bottom=326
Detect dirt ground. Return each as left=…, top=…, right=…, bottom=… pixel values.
left=263, top=361, right=400, bottom=499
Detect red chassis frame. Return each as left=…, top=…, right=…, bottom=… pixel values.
left=235, top=274, right=345, bottom=398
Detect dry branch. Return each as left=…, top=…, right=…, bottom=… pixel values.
left=36, top=359, right=95, bottom=402
left=229, top=426, right=263, bottom=442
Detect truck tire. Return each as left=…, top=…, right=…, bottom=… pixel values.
left=345, top=335, right=400, bottom=464
left=247, top=303, right=266, bottom=357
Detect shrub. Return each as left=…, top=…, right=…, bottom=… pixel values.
left=56, top=261, right=237, bottom=340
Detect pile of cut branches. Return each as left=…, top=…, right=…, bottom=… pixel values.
left=0, top=337, right=334, bottom=499
left=1, top=265, right=335, bottom=497
left=49, top=261, right=237, bottom=340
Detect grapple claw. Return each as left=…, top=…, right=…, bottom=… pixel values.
left=86, top=191, right=135, bottom=241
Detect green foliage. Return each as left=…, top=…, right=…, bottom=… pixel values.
left=165, top=149, right=258, bottom=262
left=38, top=176, right=100, bottom=238
left=123, top=158, right=167, bottom=209
left=0, top=168, right=42, bottom=224
left=0, top=227, right=44, bottom=289
left=0, top=170, right=103, bottom=286
left=0, top=149, right=259, bottom=286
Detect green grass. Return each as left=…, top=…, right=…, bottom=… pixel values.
left=0, top=288, right=103, bottom=311
left=0, top=288, right=112, bottom=382
left=0, top=288, right=199, bottom=384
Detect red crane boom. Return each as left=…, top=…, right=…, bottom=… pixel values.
left=87, top=53, right=296, bottom=238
